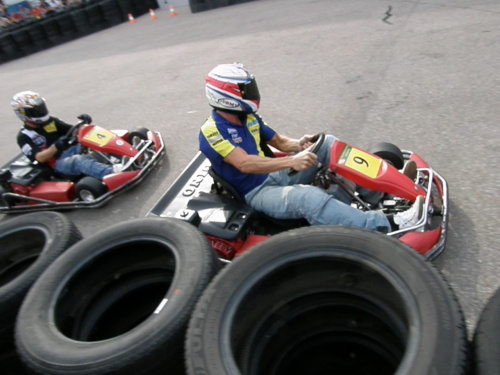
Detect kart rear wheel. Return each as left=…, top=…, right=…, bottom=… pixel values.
left=75, top=177, right=108, bottom=202
left=186, top=226, right=469, bottom=375
left=368, top=142, right=405, bottom=170
left=15, top=218, right=221, bottom=375
left=0, top=212, right=82, bottom=352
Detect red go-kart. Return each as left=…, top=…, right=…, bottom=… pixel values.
left=0, top=121, right=165, bottom=213
left=147, top=133, right=448, bottom=260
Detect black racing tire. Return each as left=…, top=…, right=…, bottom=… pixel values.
left=368, top=142, right=405, bottom=170
left=0, top=212, right=82, bottom=352
left=15, top=218, right=221, bottom=375
left=473, top=286, right=500, bottom=374
left=128, top=127, right=149, bottom=145
left=75, top=176, right=108, bottom=201
left=186, top=226, right=469, bottom=375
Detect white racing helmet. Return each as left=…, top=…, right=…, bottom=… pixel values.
left=11, top=91, right=50, bottom=126
left=205, top=63, right=261, bottom=113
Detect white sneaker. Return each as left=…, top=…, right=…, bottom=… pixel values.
left=394, top=195, right=424, bottom=229
left=112, top=156, right=131, bottom=173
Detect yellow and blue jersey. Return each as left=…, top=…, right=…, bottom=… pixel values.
left=199, top=110, right=276, bottom=199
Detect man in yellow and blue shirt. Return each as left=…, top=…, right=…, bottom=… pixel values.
left=199, top=63, right=423, bottom=232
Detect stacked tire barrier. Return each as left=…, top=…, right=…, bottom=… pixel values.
left=0, top=212, right=83, bottom=374
left=188, top=0, right=257, bottom=14
left=185, top=226, right=471, bottom=375
left=0, top=212, right=499, bottom=374
left=13, top=217, right=221, bottom=375
left=0, top=0, right=158, bottom=65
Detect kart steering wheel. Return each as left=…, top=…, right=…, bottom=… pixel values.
left=65, top=120, right=85, bottom=146
left=287, top=132, right=325, bottom=176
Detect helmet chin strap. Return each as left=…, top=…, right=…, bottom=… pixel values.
left=237, top=112, right=247, bottom=122
left=28, top=118, right=50, bottom=127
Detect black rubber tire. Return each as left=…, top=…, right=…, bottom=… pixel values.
left=26, top=22, right=51, bottom=50
left=189, top=0, right=210, bottom=13
left=130, top=0, right=148, bottom=15
left=0, top=212, right=82, bottom=352
left=116, top=0, right=134, bottom=18
left=229, top=0, right=255, bottom=4
left=85, top=3, right=108, bottom=31
left=9, top=27, right=33, bottom=56
left=70, top=8, right=92, bottom=35
left=0, top=349, right=29, bottom=374
left=75, top=176, right=108, bottom=201
left=128, top=127, right=149, bottom=145
left=473, top=286, right=500, bottom=374
left=99, top=0, right=125, bottom=26
left=15, top=218, right=221, bottom=375
left=186, top=226, right=469, bottom=375
left=367, top=142, right=405, bottom=170
left=55, top=12, right=78, bottom=40
left=40, top=17, right=64, bottom=46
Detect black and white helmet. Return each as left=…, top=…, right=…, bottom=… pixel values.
left=11, top=91, right=50, bottom=126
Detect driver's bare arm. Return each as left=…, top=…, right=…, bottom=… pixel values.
left=224, top=146, right=317, bottom=174
left=35, top=144, right=59, bottom=163
left=267, top=133, right=301, bottom=153
left=268, top=133, right=317, bottom=152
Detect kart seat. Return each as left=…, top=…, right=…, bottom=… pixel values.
left=208, top=167, right=245, bottom=203
left=208, top=167, right=308, bottom=228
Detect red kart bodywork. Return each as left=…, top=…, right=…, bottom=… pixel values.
left=0, top=124, right=165, bottom=213
left=148, top=140, right=448, bottom=260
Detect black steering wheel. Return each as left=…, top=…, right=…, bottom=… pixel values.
left=65, top=120, right=85, bottom=145
left=287, top=132, right=325, bottom=176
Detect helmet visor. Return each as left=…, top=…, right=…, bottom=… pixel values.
left=239, top=78, right=260, bottom=102
left=24, top=102, right=48, bottom=119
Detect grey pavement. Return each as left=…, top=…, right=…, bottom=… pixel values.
left=0, top=0, right=499, bottom=336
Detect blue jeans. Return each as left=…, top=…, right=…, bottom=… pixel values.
left=244, top=135, right=391, bottom=233
left=55, top=144, right=113, bottom=180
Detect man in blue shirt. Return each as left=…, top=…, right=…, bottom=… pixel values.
left=199, top=63, right=422, bottom=232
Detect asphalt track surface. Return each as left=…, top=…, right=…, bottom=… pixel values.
left=0, top=0, right=499, bottom=337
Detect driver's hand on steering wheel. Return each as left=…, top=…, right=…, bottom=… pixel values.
left=291, top=149, right=318, bottom=171
left=298, top=134, right=317, bottom=151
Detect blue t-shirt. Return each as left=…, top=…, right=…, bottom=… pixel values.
left=199, top=110, right=276, bottom=199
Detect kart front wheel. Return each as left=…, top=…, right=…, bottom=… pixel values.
left=368, top=142, right=405, bottom=170
left=128, top=127, right=149, bottom=148
left=75, top=177, right=108, bottom=202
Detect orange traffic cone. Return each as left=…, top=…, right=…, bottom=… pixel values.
left=128, top=13, right=135, bottom=24
left=169, top=5, right=177, bottom=17
left=149, top=9, right=157, bottom=21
